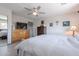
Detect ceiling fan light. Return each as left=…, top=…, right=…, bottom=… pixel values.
left=33, top=12, right=37, bottom=15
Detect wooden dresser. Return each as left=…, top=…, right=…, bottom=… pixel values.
left=12, top=29, right=29, bottom=43
left=37, top=20, right=46, bottom=36
left=37, top=25, right=46, bottom=36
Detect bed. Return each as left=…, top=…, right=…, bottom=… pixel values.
left=0, top=30, right=7, bottom=39
left=16, top=34, right=79, bottom=56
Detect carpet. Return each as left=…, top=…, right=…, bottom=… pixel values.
left=0, top=39, right=7, bottom=47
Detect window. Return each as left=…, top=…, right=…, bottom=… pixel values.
left=0, top=22, right=7, bottom=29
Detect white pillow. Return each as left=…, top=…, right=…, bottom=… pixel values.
left=68, top=36, right=79, bottom=49
left=68, top=36, right=76, bottom=44
left=75, top=34, right=79, bottom=41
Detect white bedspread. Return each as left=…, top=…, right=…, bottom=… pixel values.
left=16, top=34, right=79, bottom=56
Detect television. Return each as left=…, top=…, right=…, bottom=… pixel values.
left=16, top=22, right=27, bottom=29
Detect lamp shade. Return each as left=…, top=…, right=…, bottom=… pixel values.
left=70, top=26, right=77, bottom=31
left=65, top=25, right=78, bottom=36
left=70, top=26, right=77, bottom=37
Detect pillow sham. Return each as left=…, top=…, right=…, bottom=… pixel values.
left=75, top=34, right=79, bottom=41
left=68, top=36, right=79, bottom=49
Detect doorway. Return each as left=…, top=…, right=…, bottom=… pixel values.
left=0, top=15, right=8, bottom=47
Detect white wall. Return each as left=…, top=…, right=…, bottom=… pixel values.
left=66, top=14, right=79, bottom=26
left=0, top=6, right=12, bottom=44
left=12, top=14, right=32, bottom=23
left=12, top=14, right=32, bottom=30
left=45, top=16, right=71, bottom=35
left=34, top=14, right=79, bottom=35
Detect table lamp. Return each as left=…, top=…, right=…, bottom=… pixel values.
left=70, top=26, right=77, bottom=37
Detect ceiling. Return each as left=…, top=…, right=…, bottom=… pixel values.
left=0, top=3, right=78, bottom=20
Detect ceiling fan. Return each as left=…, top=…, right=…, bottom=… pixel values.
left=24, top=6, right=45, bottom=16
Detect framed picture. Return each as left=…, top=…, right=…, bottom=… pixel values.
left=56, top=21, right=59, bottom=25
left=49, top=23, right=53, bottom=27
left=27, top=22, right=33, bottom=27
left=63, top=21, right=70, bottom=26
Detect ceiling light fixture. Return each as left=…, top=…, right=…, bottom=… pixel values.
left=33, top=12, right=38, bottom=16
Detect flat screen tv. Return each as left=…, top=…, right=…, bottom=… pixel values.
left=16, top=22, right=27, bottom=29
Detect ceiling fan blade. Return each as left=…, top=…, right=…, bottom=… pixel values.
left=39, top=12, right=45, bottom=14
left=24, top=7, right=32, bottom=11
left=37, top=6, right=41, bottom=10
left=36, top=15, right=38, bottom=16
left=33, top=7, right=36, bottom=9
left=27, top=13, right=32, bottom=15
